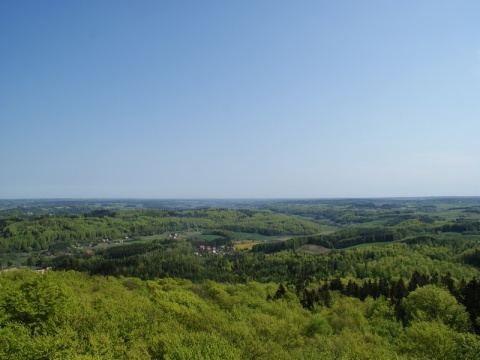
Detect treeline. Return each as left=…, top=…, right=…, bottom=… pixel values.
left=251, top=237, right=309, bottom=253
left=264, top=201, right=425, bottom=225
left=0, top=209, right=322, bottom=252
left=252, top=227, right=410, bottom=253
left=264, top=199, right=480, bottom=227
left=252, top=220, right=480, bottom=253
left=47, top=238, right=480, bottom=285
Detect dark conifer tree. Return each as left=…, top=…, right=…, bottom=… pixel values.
left=317, top=283, right=332, bottom=307
left=345, top=280, right=360, bottom=298
left=329, top=277, right=344, bottom=292
left=378, top=277, right=390, bottom=298
left=441, top=272, right=456, bottom=296
left=391, top=277, right=408, bottom=303
left=460, top=278, right=480, bottom=334
left=408, top=271, right=419, bottom=292
left=274, top=284, right=286, bottom=300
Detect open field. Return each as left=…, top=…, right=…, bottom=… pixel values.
left=233, top=240, right=259, bottom=250
left=345, top=240, right=404, bottom=250
left=438, top=232, right=480, bottom=241
left=198, top=234, right=222, bottom=241
left=353, top=219, right=389, bottom=227
left=296, top=244, right=330, bottom=254
left=320, top=224, right=341, bottom=234
left=233, top=232, right=292, bottom=241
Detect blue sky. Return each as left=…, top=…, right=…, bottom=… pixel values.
left=1, top=1, right=479, bottom=198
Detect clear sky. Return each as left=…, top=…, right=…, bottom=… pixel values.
left=1, top=1, right=479, bottom=199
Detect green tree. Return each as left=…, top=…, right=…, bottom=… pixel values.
left=403, top=284, right=470, bottom=332
left=399, top=321, right=480, bottom=360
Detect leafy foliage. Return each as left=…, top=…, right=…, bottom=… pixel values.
left=1, top=270, right=479, bottom=359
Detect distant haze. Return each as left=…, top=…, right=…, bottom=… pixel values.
left=1, top=1, right=479, bottom=198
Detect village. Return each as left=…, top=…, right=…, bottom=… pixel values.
left=195, top=244, right=237, bottom=256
